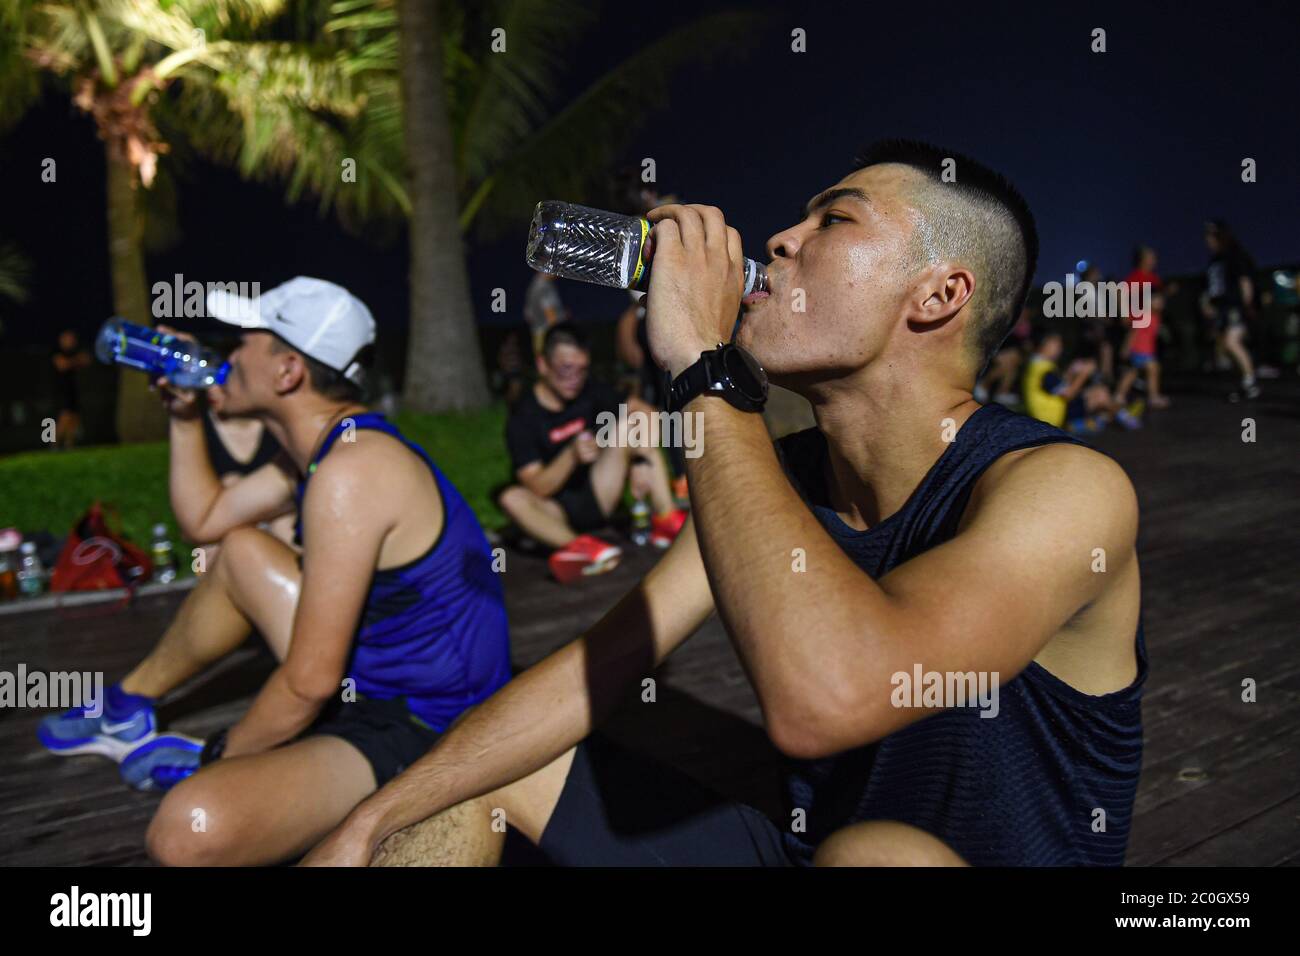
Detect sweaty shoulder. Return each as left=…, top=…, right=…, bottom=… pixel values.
left=966, top=441, right=1138, bottom=556
left=309, top=429, right=425, bottom=499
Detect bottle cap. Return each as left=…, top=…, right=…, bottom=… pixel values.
left=153, top=523, right=168, bottom=536
left=20, top=541, right=35, bottom=554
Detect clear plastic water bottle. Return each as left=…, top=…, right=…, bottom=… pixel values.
left=630, top=498, right=651, bottom=547
left=96, top=318, right=230, bottom=388
left=17, top=541, right=45, bottom=597
left=526, top=201, right=769, bottom=298
left=150, top=524, right=177, bottom=584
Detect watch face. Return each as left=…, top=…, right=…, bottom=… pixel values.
left=721, top=346, right=768, bottom=402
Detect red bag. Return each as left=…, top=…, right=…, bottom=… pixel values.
left=50, top=502, right=153, bottom=592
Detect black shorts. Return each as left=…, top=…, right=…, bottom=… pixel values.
left=304, top=695, right=441, bottom=787
left=556, top=478, right=607, bottom=533
left=1213, top=305, right=1245, bottom=335
left=538, top=734, right=794, bottom=866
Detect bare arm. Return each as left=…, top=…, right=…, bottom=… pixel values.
left=682, top=399, right=1137, bottom=758
left=223, top=442, right=389, bottom=756
left=313, top=515, right=715, bottom=860
left=168, top=410, right=296, bottom=544
left=516, top=440, right=583, bottom=498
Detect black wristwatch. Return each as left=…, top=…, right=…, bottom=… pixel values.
left=667, top=342, right=768, bottom=414
left=200, top=727, right=228, bottom=766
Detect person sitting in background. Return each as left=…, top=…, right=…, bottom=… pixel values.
left=1077, top=264, right=1117, bottom=385
left=203, top=384, right=297, bottom=548
left=492, top=330, right=528, bottom=407
left=38, top=277, right=511, bottom=866
left=52, top=329, right=91, bottom=450
left=499, top=322, right=686, bottom=584
left=974, top=306, right=1031, bottom=406
left=1113, top=244, right=1169, bottom=410
left=1023, top=328, right=1130, bottom=433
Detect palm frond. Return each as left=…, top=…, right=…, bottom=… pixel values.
left=452, top=0, right=596, bottom=188
left=466, top=9, right=770, bottom=239
left=0, top=0, right=41, bottom=132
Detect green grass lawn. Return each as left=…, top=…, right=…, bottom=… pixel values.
left=0, top=405, right=512, bottom=566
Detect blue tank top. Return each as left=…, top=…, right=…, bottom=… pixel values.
left=775, top=402, right=1147, bottom=866
left=296, top=413, right=511, bottom=731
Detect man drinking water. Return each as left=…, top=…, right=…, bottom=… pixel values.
left=39, top=277, right=511, bottom=866
left=306, top=142, right=1145, bottom=867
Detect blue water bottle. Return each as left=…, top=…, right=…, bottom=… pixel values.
left=95, top=318, right=230, bottom=388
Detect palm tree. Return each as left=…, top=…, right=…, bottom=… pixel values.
left=2, top=0, right=374, bottom=441
left=335, top=0, right=766, bottom=412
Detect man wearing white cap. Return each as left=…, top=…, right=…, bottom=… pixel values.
left=39, top=277, right=512, bottom=866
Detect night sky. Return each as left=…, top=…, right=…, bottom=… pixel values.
left=1, top=0, right=1296, bottom=367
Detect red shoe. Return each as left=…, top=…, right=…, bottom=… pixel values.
left=649, top=508, right=688, bottom=549
left=548, top=535, right=622, bottom=584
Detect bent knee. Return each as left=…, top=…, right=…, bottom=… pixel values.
left=212, top=525, right=272, bottom=575
left=813, top=820, right=968, bottom=867
left=497, top=485, right=534, bottom=514
left=146, top=781, right=239, bottom=867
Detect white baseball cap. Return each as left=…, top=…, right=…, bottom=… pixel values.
left=206, top=276, right=376, bottom=385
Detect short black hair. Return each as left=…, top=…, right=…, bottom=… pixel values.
left=542, top=321, right=590, bottom=359
left=851, top=139, right=1038, bottom=375
left=267, top=335, right=368, bottom=402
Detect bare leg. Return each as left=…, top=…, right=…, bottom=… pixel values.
left=366, top=747, right=577, bottom=866
left=1223, top=326, right=1256, bottom=381
left=590, top=401, right=676, bottom=515
left=1147, top=361, right=1168, bottom=406
left=498, top=485, right=576, bottom=549
left=1113, top=366, right=1138, bottom=406
left=637, top=449, right=676, bottom=514
left=147, top=735, right=376, bottom=866
left=372, top=797, right=506, bottom=867
left=589, top=443, right=633, bottom=516
left=814, top=820, right=969, bottom=867
left=119, top=527, right=300, bottom=698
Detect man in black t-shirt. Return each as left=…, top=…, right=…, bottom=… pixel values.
left=1202, top=219, right=1259, bottom=402
left=500, top=323, right=686, bottom=583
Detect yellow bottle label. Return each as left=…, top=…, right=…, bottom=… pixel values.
left=629, top=218, right=650, bottom=288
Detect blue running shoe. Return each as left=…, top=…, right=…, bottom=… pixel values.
left=38, top=689, right=157, bottom=762
left=120, top=734, right=204, bottom=791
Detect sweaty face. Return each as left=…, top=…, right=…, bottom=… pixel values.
left=540, top=343, right=590, bottom=401
left=216, top=332, right=278, bottom=415
left=736, top=164, right=924, bottom=385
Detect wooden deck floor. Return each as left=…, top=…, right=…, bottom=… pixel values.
left=2, top=377, right=1297, bottom=866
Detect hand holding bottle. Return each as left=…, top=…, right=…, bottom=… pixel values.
left=151, top=325, right=201, bottom=420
